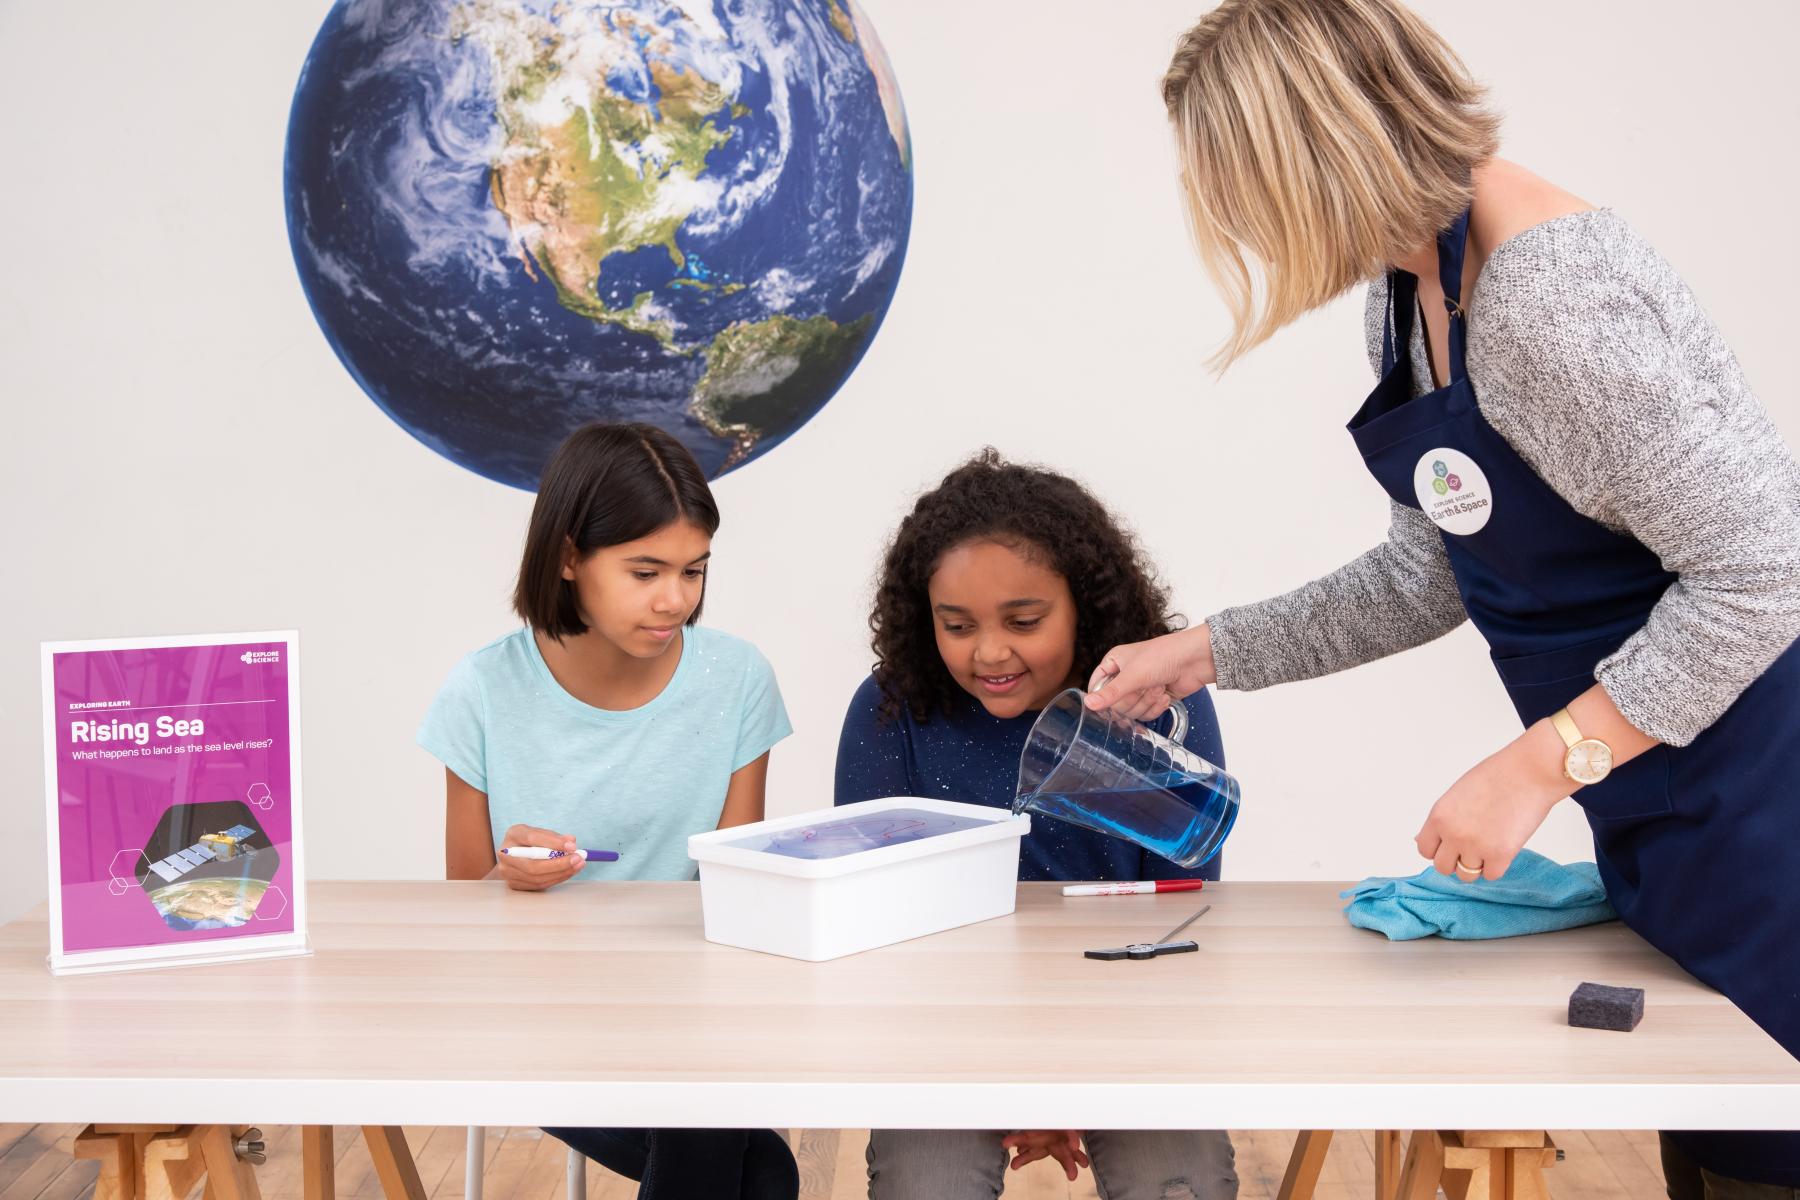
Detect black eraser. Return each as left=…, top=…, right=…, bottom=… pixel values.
left=1568, top=981, right=1645, bottom=1031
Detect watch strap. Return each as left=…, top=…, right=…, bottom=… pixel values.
left=1550, top=707, right=1583, bottom=749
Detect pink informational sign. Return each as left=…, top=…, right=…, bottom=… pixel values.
left=39, top=632, right=309, bottom=975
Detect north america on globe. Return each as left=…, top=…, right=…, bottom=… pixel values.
left=285, top=0, right=912, bottom=486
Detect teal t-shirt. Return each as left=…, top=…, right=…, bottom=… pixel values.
left=417, top=625, right=791, bottom=881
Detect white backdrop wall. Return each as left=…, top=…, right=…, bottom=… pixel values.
left=4, top=2, right=1796, bottom=927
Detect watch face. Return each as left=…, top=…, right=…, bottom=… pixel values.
left=1565, top=738, right=1614, bottom=785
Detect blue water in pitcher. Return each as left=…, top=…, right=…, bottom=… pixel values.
left=1012, top=689, right=1241, bottom=869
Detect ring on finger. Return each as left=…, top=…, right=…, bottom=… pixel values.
left=1453, top=858, right=1484, bottom=881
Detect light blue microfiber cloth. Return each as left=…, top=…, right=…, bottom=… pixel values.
left=1341, top=849, right=1617, bottom=940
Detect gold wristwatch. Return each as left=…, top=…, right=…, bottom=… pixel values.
left=1550, top=708, right=1613, bottom=786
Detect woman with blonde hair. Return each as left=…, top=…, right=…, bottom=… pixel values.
left=1088, top=1, right=1800, bottom=1196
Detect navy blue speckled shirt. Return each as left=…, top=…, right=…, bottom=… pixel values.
left=833, top=675, right=1225, bottom=882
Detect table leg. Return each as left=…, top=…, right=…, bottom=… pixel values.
left=1395, top=1131, right=1445, bottom=1200
left=79, top=1122, right=278, bottom=1200
left=564, top=1147, right=585, bottom=1200
left=362, top=1127, right=426, bottom=1200
left=1375, top=1130, right=1401, bottom=1200
left=304, top=1127, right=335, bottom=1200
left=1438, top=1131, right=1556, bottom=1200
left=1506, top=1143, right=1556, bottom=1200
left=465, top=1127, right=485, bottom=1200
left=142, top=1128, right=208, bottom=1200
left=198, top=1124, right=263, bottom=1200
left=1439, top=1157, right=1476, bottom=1200
left=1277, top=1130, right=1333, bottom=1200
left=75, top=1127, right=141, bottom=1200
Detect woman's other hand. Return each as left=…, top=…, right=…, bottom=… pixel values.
left=1416, top=721, right=1569, bottom=881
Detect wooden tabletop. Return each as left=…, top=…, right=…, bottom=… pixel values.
left=2, top=881, right=1796, bottom=1130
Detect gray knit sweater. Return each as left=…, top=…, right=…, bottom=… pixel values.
left=1206, top=208, right=1800, bottom=747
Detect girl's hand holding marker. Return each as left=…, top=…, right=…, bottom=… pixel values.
left=495, top=824, right=615, bottom=891
left=501, top=846, right=619, bottom=862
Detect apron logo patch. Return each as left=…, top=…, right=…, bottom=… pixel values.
left=1414, top=448, right=1492, bottom=534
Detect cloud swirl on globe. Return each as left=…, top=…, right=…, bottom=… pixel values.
left=285, top=0, right=912, bottom=487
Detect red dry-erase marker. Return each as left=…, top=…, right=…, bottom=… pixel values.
left=1061, top=879, right=1205, bottom=897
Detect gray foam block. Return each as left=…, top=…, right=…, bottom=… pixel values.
left=1568, top=981, right=1644, bottom=1031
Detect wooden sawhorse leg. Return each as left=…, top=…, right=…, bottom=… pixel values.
left=77, top=1125, right=263, bottom=1200
left=1278, top=1130, right=1332, bottom=1200
left=302, top=1126, right=425, bottom=1200
left=1398, top=1130, right=1558, bottom=1200
left=363, top=1127, right=426, bottom=1200
left=76, top=1126, right=164, bottom=1200
left=1375, top=1130, right=1403, bottom=1200
left=303, top=1127, right=335, bottom=1200
left=1278, top=1130, right=1553, bottom=1200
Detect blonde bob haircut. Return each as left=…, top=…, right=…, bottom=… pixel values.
left=1162, top=0, right=1500, bottom=370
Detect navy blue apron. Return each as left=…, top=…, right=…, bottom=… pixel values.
left=1348, top=209, right=1800, bottom=1186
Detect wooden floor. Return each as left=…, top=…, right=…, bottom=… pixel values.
left=0, top=1125, right=1668, bottom=1200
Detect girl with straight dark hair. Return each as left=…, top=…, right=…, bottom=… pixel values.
left=419, top=421, right=799, bottom=1200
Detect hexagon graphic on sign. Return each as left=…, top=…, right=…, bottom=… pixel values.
left=254, top=885, right=290, bottom=922
left=135, top=801, right=282, bottom=932
left=107, top=849, right=145, bottom=898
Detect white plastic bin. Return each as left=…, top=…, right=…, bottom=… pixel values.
left=686, top=797, right=1031, bottom=961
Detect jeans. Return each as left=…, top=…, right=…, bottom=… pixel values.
left=544, top=1127, right=799, bottom=1200
left=865, top=1128, right=1237, bottom=1200
left=1662, top=1134, right=1800, bottom=1200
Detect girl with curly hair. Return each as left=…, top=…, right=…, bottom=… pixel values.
left=834, top=449, right=1237, bottom=1200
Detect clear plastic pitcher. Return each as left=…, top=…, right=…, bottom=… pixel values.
left=1012, top=688, right=1240, bottom=868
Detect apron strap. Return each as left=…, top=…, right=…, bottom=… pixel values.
left=1436, top=207, right=1472, bottom=385
left=1382, top=268, right=1418, bottom=378
left=1381, top=208, right=1473, bottom=385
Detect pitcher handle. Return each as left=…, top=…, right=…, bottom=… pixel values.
left=1087, top=668, right=1189, bottom=744
left=1160, top=694, right=1188, bottom=743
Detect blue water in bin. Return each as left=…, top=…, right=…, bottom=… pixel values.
left=726, top=808, right=993, bottom=860
left=1017, top=773, right=1239, bottom=869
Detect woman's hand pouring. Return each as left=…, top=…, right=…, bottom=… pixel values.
left=1085, top=624, right=1217, bottom=721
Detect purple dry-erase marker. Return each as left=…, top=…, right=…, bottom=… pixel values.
left=499, top=847, right=620, bottom=862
